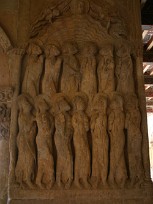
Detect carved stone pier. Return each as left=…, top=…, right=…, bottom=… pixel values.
left=0, top=0, right=152, bottom=203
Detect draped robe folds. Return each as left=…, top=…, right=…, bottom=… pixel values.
left=98, top=55, right=115, bottom=93
left=54, top=112, right=73, bottom=188
left=108, top=110, right=127, bottom=185
left=22, top=55, right=44, bottom=98
left=125, top=109, right=144, bottom=183
left=72, top=111, right=90, bottom=185
left=15, top=112, right=37, bottom=185
left=61, top=55, right=80, bottom=96
left=42, top=57, right=62, bottom=96
left=80, top=56, right=97, bottom=101
left=36, top=112, right=55, bottom=187
left=91, top=111, right=108, bottom=185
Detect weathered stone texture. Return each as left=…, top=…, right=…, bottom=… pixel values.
left=0, top=0, right=152, bottom=204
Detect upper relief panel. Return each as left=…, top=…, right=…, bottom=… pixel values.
left=29, top=0, right=129, bottom=47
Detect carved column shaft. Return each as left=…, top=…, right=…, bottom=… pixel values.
left=8, top=49, right=25, bottom=184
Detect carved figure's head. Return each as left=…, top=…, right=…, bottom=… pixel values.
left=109, top=17, right=128, bottom=39
left=82, top=42, right=98, bottom=56
left=110, top=93, right=123, bottom=111
left=116, top=43, right=131, bottom=58
left=73, top=92, right=88, bottom=111
left=0, top=104, right=7, bottom=120
left=62, top=42, right=78, bottom=55
left=45, top=44, right=60, bottom=58
left=125, top=94, right=139, bottom=110
left=52, top=9, right=60, bottom=17
left=53, top=94, right=71, bottom=114
left=71, top=0, right=90, bottom=15
left=35, top=95, right=50, bottom=113
left=99, top=44, right=114, bottom=57
left=18, top=95, right=33, bottom=113
left=93, top=93, right=107, bottom=113
left=27, top=43, right=42, bottom=56
left=58, top=98, right=71, bottom=112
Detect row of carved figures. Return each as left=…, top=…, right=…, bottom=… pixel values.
left=31, top=0, right=127, bottom=39
left=15, top=92, right=144, bottom=189
left=21, top=41, right=135, bottom=102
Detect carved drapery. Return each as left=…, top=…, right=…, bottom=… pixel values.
left=8, top=0, right=151, bottom=193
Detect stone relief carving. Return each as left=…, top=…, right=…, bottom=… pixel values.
left=42, top=44, right=62, bottom=96
left=30, top=0, right=71, bottom=38
left=115, top=43, right=135, bottom=95
left=53, top=94, right=73, bottom=189
left=70, top=0, right=90, bottom=15
left=30, top=0, right=123, bottom=39
left=80, top=42, right=97, bottom=106
left=72, top=93, right=91, bottom=188
left=125, top=94, right=144, bottom=187
left=97, top=45, right=115, bottom=93
left=61, top=42, right=80, bottom=97
left=108, top=93, right=127, bottom=187
left=35, top=95, right=55, bottom=189
left=91, top=94, right=109, bottom=188
left=108, top=16, right=128, bottom=39
left=15, top=94, right=37, bottom=188
left=11, top=0, right=146, bottom=192
left=22, top=43, right=44, bottom=98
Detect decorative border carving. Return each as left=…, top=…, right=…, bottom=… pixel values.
left=0, top=87, right=14, bottom=103
left=0, top=87, right=13, bottom=140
